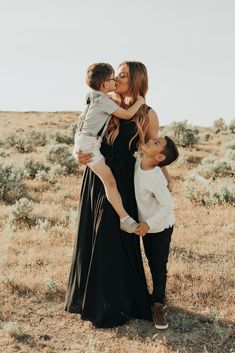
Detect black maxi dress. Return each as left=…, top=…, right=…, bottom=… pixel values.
left=65, top=118, right=152, bottom=328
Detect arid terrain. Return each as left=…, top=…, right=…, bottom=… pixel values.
left=0, top=112, right=234, bottom=353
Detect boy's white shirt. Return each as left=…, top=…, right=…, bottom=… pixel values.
left=78, top=89, right=118, bottom=135
left=73, top=89, right=118, bottom=160
left=134, top=159, right=175, bottom=233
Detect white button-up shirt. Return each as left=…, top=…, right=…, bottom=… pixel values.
left=134, top=159, right=175, bottom=233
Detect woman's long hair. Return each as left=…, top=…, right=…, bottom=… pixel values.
left=106, top=61, right=150, bottom=147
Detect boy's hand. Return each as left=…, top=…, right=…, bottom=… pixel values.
left=167, top=180, right=174, bottom=192
left=135, top=222, right=149, bottom=237
left=137, top=95, right=145, bottom=105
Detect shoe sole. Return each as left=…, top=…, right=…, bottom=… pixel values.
left=154, top=323, right=169, bottom=330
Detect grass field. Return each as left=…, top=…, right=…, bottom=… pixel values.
left=0, top=112, right=234, bottom=353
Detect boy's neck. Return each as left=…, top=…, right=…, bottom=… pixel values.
left=140, top=154, right=159, bottom=170
left=99, top=87, right=109, bottom=95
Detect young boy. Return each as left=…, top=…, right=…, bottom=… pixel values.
left=134, top=136, right=179, bottom=329
left=73, top=63, right=145, bottom=233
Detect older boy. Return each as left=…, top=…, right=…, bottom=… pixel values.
left=134, top=136, right=179, bottom=329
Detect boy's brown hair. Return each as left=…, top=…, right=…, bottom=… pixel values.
left=86, top=63, right=114, bottom=90
left=158, top=136, right=179, bottom=167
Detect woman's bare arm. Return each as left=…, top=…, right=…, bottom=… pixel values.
left=146, top=109, right=159, bottom=139
left=146, top=109, right=173, bottom=191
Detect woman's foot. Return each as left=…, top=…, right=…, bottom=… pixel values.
left=120, top=216, right=138, bottom=233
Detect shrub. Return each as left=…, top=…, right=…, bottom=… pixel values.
left=213, top=118, right=227, bottom=134
left=35, top=170, right=51, bottom=182
left=229, top=118, right=235, bottom=133
left=0, top=148, right=8, bottom=157
left=54, top=132, right=73, bottom=145
left=23, top=157, right=50, bottom=179
left=196, top=156, right=234, bottom=179
left=6, top=133, right=34, bottom=152
left=184, top=176, right=235, bottom=205
left=44, top=279, right=59, bottom=297
left=6, top=131, right=47, bottom=153
left=224, top=149, right=235, bottom=161
left=0, top=136, right=5, bottom=147
left=0, top=163, right=28, bottom=204
left=68, top=209, right=79, bottom=229
left=176, top=155, right=189, bottom=166
left=53, top=123, right=77, bottom=145
left=36, top=218, right=51, bottom=231
left=8, top=198, right=36, bottom=229
left=3, top=322, right=28, bottom=339
left=163, top=121, right=199, bottom=147
left=49, top=164, right=67, bottom=176
left=224, top=140, right=235, bottom=150
left=46, top=144, right=79, bottom=175
left=211, top=184, right=235, bottom=205
left=30, top=131, right=47, bottom=146
left=198, top=132, right=213, bottom=142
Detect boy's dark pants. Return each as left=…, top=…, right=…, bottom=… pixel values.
left=143, top=226, right=173, bottom=305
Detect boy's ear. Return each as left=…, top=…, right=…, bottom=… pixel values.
left=155, top=153, right=165, bottom=162
left=101, top=82, right=107, bottom=89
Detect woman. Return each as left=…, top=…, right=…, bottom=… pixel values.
left=65, top=61, right=168, bottom=328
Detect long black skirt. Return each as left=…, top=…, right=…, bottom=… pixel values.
left=65, top=125, right=152, bottom=327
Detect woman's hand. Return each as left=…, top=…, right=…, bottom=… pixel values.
left=77, top=149, right=93, bottom=165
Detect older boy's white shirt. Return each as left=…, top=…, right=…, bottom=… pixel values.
left=134, top=159, right=175, bottom=233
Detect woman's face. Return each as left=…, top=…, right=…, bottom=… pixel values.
left=115, top=64, right=130, bottom=96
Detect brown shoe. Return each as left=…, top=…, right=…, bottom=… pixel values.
left=152, top=302, right=168, bottom=329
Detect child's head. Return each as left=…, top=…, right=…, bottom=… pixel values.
left=86, top=63, right=116, bottom=91
left=140, top=136, right=179, bottom=167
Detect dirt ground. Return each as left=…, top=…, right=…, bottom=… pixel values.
left=0, top=112, right=234, bottom=353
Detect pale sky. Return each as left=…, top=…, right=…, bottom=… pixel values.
left=0, top=0, right=234, bottom=126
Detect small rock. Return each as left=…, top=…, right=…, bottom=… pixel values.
left=39, top=334, right=51, bottom=341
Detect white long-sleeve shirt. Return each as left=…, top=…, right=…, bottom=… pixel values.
left=134, top=159, right=175, bottom=233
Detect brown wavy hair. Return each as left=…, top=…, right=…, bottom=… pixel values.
left=106, top=61, right=150, bottom=147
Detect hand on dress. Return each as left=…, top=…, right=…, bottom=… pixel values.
left=134, top=222, right=149, bottom=237
left=77, top=149, right=93, bottom=165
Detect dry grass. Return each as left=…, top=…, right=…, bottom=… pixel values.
left=0, top=112, right=234, bottom=353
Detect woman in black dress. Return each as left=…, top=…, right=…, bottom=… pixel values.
left=65, top=61, right=163, bottom=328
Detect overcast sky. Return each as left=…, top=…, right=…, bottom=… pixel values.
left=0, top=0, right=234, bottom=126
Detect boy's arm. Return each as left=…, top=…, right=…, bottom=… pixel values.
left=112, top=96, right=145, bottom=120
left=135, top=222, right=150, bottom=237
left=161, top=166, right=173, bottom=192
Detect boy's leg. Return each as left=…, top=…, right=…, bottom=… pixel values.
left=143, top=227, right=173, bottom=329
left=143, top=226, right=173, bottom=304
left=91, top=159, right=137, bottom=232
